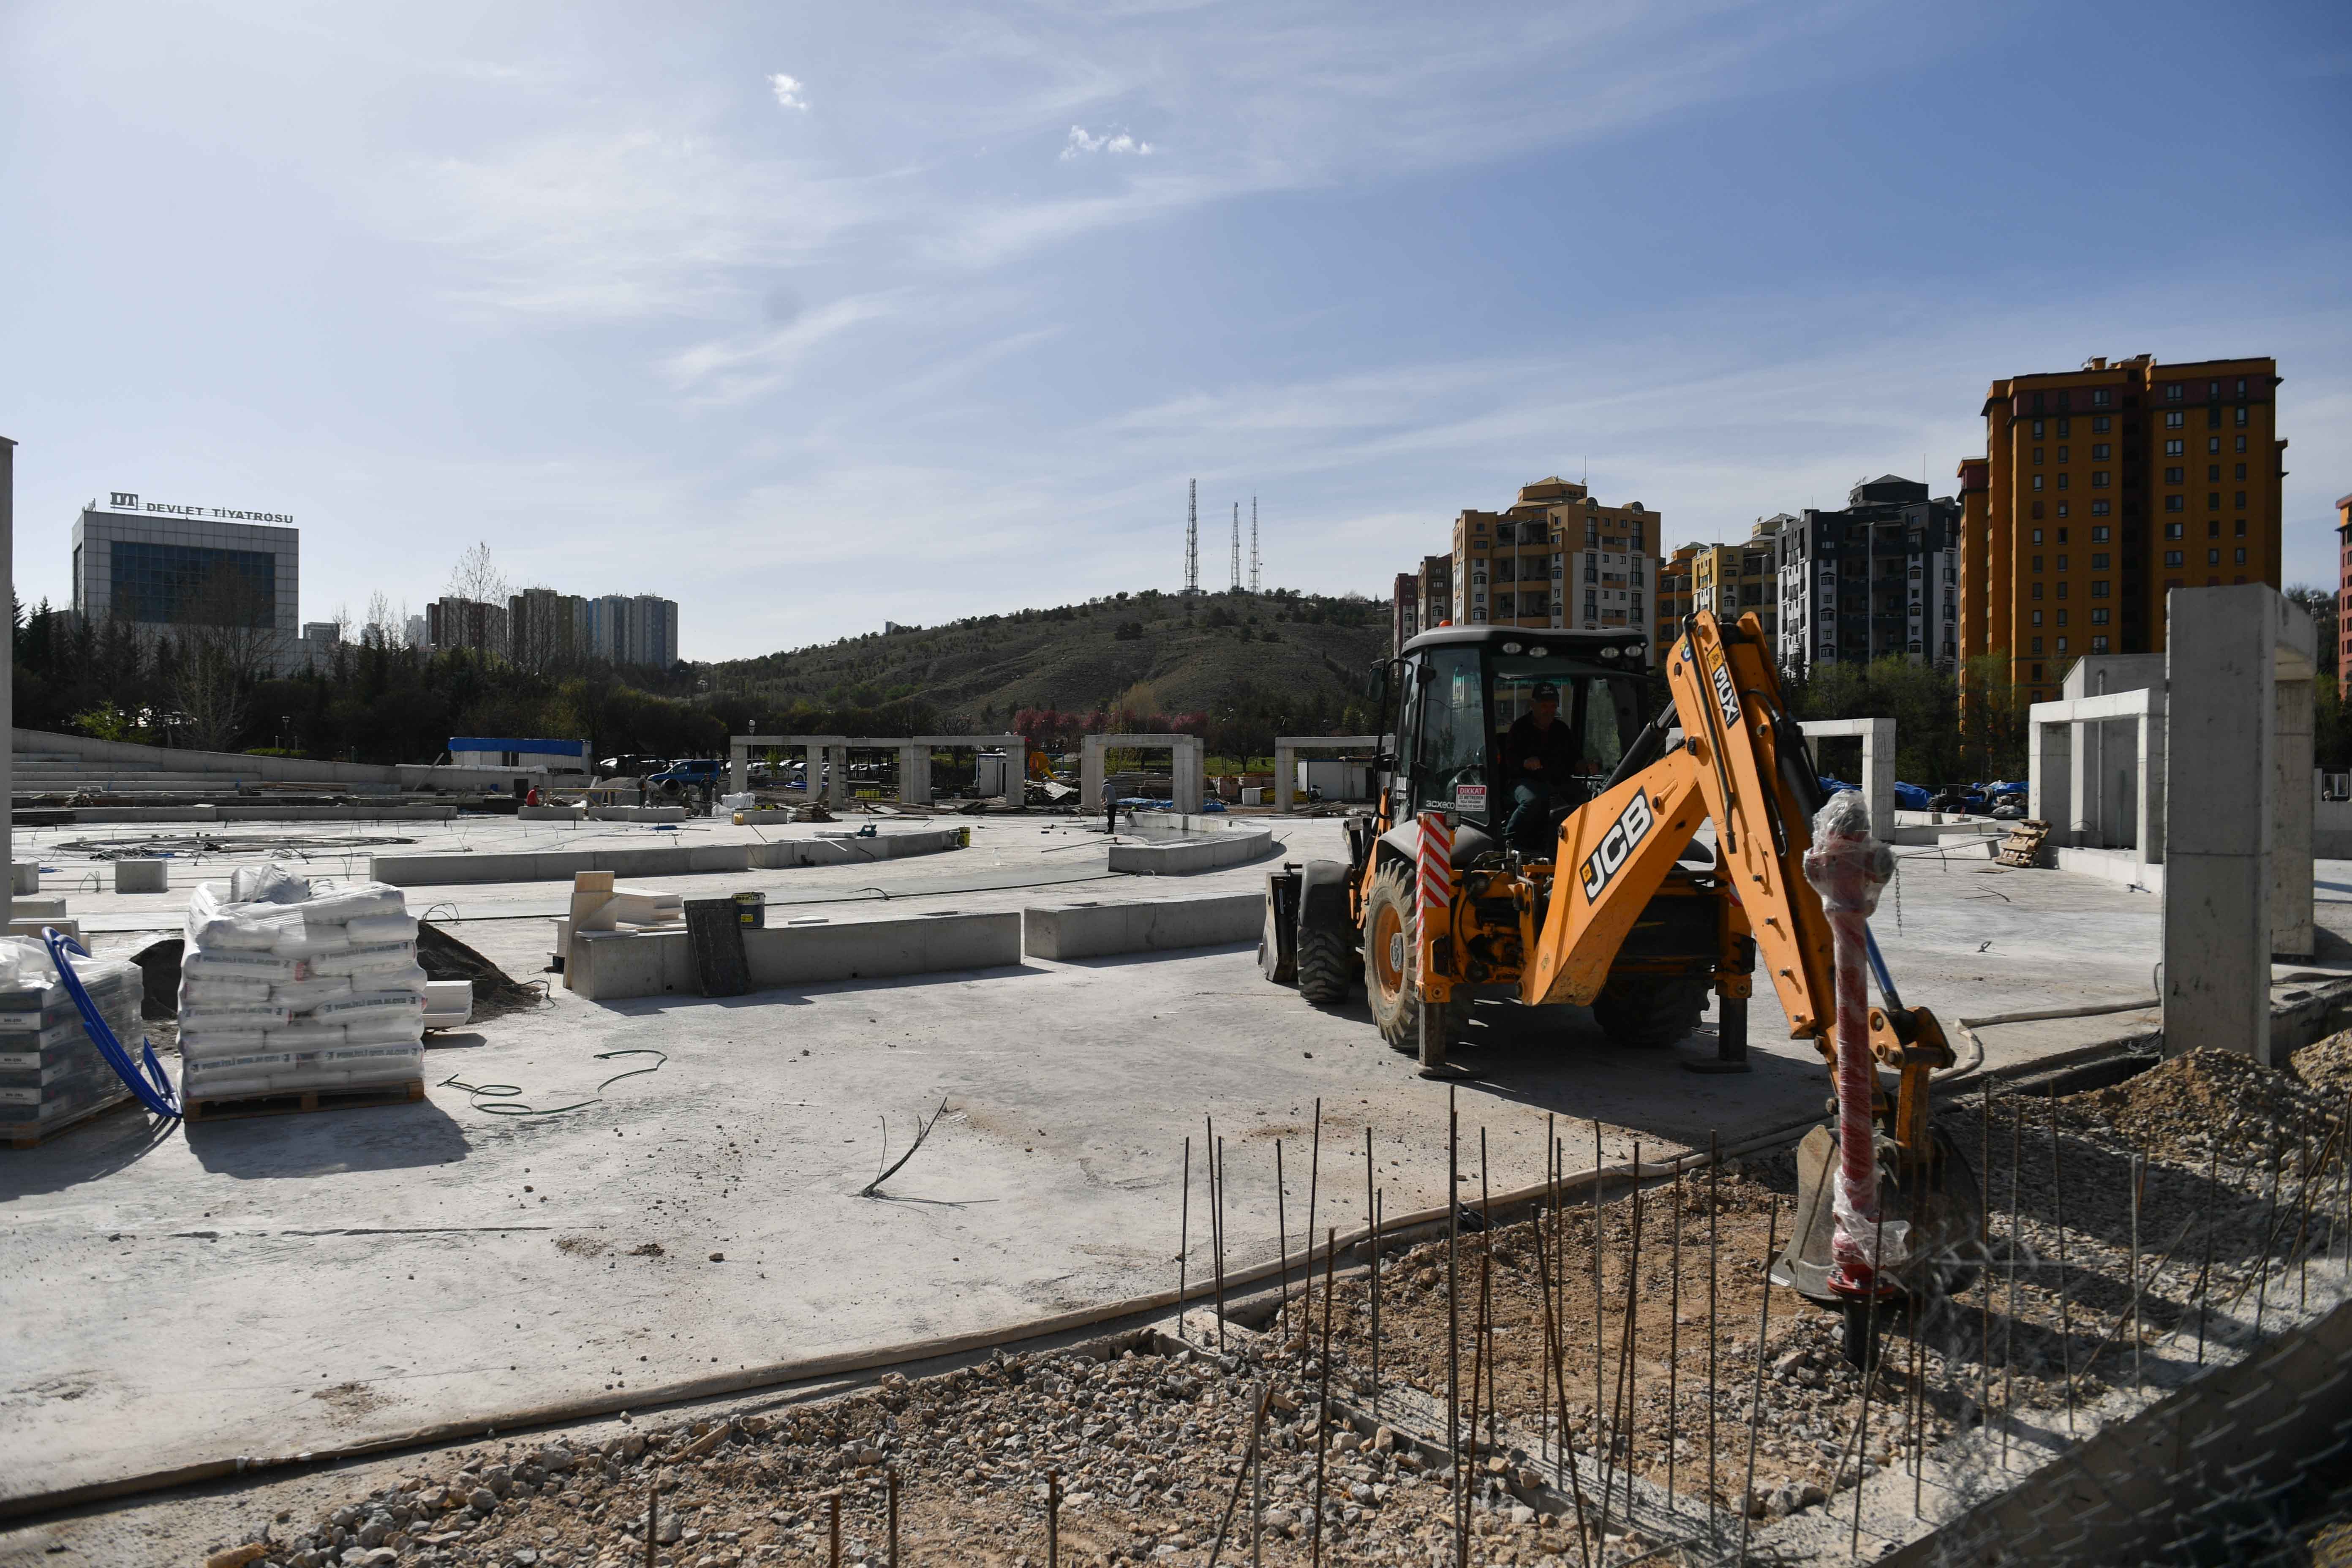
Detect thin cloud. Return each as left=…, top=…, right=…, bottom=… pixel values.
left=768, top=72, right=808, bottom=111
left=1061, top=124, right=1154, bottom=159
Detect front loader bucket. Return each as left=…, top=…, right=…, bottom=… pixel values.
left=1771, top=1122, right=1983, bottom=1306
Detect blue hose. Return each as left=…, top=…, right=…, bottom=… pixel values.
left=41, top=926, right=181, bottom=1120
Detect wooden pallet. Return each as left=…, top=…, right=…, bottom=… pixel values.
left=1996, top=817, right=2052, bottom=867
left=3, top=1092, right=141, bottom=1150
left=183, top=1078, right=427, bottom=1124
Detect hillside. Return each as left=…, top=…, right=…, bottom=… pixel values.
left=705, top=588, right=1390, bottom=755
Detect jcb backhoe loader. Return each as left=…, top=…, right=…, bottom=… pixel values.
left=1260, top=610, right=1976, bottom=1312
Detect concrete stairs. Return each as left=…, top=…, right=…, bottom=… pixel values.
left=12, top=740, right=404, bottom=800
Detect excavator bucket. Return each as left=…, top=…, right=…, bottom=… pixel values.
left=1772, top=1123, right=1984, bottom=1307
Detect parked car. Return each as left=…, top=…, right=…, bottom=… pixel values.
left=645, top=758, right=726, bottom=797
left=597, top=753, right=669, bottom=780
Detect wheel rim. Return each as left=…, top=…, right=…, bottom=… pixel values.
left=1371, top=902, right=1407, bottom=1006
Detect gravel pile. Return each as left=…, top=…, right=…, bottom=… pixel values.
left=2055, top=1048, right=2343, bottom=1173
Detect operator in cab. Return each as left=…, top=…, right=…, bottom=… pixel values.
left=1504, top=681, right=1585, bottom=854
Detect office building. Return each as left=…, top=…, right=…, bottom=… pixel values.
left=1959, top=354, right=2285, bottom=704
left=1774, top=478, right=1960, bottom=677
left=299, top=621, right=342, bottom=670
left=70, top=492, right=299, bottom=672
left=1449, top=478, right=1661, bottom=657
left=1692, top=518, right=1784, bottom=642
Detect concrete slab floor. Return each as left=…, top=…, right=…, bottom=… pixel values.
left=5, top=820, right=2349, bottom=1523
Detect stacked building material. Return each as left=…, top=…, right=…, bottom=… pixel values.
left=176, top=868, right=429, bottom=1105
left=0, top=940, right=142, bottom=1143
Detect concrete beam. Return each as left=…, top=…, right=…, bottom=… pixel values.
left=1799, top=717, right=1895, bottom=841
left=1081, top=734, right=1205, bottom=816
left=1022, top=892, right=1264, bottom=960
left=567, top=910, right=1023, bottom=1000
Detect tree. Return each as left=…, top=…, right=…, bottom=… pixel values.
left=446, top=542, right=511, bottom=607
left=2286, top=583, right=2337, bottom=681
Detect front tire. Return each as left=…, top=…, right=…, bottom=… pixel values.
left=1363, top=861, right=1464, bottom=1054
left=1591, top=974, right=1708, bottom=1049
left=1296, top=926, right=1353, bottom=1004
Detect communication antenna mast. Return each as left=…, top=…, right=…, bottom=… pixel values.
left=1230, top=503, right=1242, bottom=591
left=1184, top=479, right=1199, bottom=594
left=1249, top=496, right=1260, bottom=592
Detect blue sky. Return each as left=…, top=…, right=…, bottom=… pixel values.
left=3, top=1, right=2347, bottom=660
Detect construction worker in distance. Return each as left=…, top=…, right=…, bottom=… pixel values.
left=1504, top=681, right=1582, bottom=855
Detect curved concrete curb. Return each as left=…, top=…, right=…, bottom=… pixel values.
left=749, top=825, right=967, bottom=868
left=1108, top=811, right=1275, bottom=874
left=570, top=908, right=1019, bottom=999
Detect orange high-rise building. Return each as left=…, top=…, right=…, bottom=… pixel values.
left=1957, top=354, right=2286, bottom=703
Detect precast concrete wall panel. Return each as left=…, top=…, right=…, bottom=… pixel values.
left=1023, top=892, right=1264, bottom=960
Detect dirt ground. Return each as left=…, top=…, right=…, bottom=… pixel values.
left=232, top=1045, right=2352, bottom=1567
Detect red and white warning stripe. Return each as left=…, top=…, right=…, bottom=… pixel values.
left=1416, top=809, right=1452, bottom=910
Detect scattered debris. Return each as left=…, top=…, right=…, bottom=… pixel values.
left=860, top=1097, right=953, bottom=1199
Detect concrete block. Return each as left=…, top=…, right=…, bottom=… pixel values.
left=567, top=910, right=1024, bottom=1000
left=1023, top=893, right=1265, bottom=960
left=112, top=859, right=169, bottom=893
left=586, top=806, right=690, bottom=823
left=11, top=895, right=67, bottom=920
left=518, top=805, right=585, bottom=822
left=746, top=826, right=966, bottom=869
left=12, top=861, right=36, bottom=896
left=5, top=917, right=78, bottom=943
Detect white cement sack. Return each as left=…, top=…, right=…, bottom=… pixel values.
left=345, top=913, right=419, bottom=943
left=311, top=991, right=426, bottom=1028
left=311, top=941, right=417, bottom=977
left=179, top=1003, right=292, bottom=1033
left=296, top=882, right=406, bottom=926
left=176, top=1029, right=270, bottom=1059
left=342, top=1016, right=427, bottom=1046
left=264, top=1022, right=347, bottom=1051
left=272, top=924, right=352, bottom=959
left=229, top=865, right=311, bottom=905
left=180, top=976, right=271, bottom=1004
left=270, top=976, right=355, bottom=1011
left=323, top=1043, right=422, bottom=1082
left=182, top=950, right=298, bottom=985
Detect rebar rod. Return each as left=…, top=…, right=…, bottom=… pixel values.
left=2003, top=1102, right=2021, bottom=1468
left=1708, top=1128, right=1721, bottom=1546
left=1668, top=1165, right=1682, bottom=1512
left=1736, top=1199, right=1780, bottom=1568
left=2050, top=1085, right=2075, bottom=1436
left=1530, top=1214, right=1595, bottom=1568
left=1854, top=1204, right=1888, bottom=1558
left=1315, top=1230, right=1335, bottom=1568
left=1179, top=1136, right=1191, bottom=1345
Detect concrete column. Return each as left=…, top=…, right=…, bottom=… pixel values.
left=2273, top=622, right=2317, bottom=958
left=1081, top=736, right=1108, bottom=811
left=2068, top=718, right=2096, bottom=847
left=899, top=743, right=930, bottom=806
left=730, top=740, right=748, bottom=796
left=2140, top=707, right=2167, bottom=867
left=1173, top=738, right=1204, bottom=815
left=2028, top=709, right=2071, bottom=828
left=826, top=745, right=849, bottom=808
left=1273, top=743, right=1295, bottom=812
left=2164, top=585, right=2279, bottom=1063
left=1002, top=736, right=1024, bottom=808
left=1860, top=716, right=1895, bottom=842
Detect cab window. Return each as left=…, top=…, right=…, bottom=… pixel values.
left=1411, top=647, right=1487, bottom=816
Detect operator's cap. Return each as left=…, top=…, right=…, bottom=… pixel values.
left=1532, top=681, right=1560, bottom=701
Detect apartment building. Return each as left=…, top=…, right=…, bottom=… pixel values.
left=1958, top=353, right=2285, bottom=704
left=2337, top=492, right=2352, bottom=677
left=1390, top=553, right=1454, bottom=652
left=1692, top=517, right=1784, bottom=642
left=1450, top=478, right=1661, bottom=659
left=1655, top=543, right=1698, bottom=651
left=1776, top=478, right=1961, bottom=677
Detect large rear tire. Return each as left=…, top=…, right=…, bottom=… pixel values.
left=1591, top=974, right=1708, bottom=1049
left=1363, top=861, right=1464, bottom=1054
left=1296, top=927, right=1353, bottom=1004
